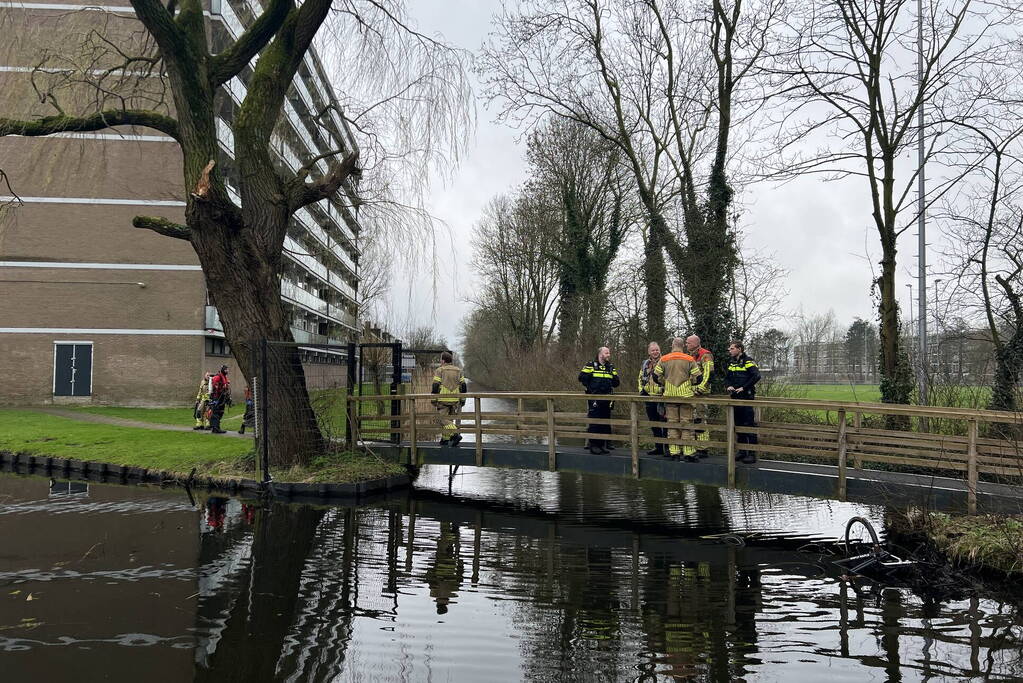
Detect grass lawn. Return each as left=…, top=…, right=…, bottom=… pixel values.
left=69, top=404, right=240, bottom=426
left=0, top=410, right=403, bottom=483
left=786, top=384, right=882, bottom=403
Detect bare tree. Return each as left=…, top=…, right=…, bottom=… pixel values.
left=0, top=0, right=471, bottom=464
left=794, top=308, right=838, bottom=378
left=770, top=0, right=1019, bottom=407
left=730, top=236, right=790, bottom=340
left=482, top=0, right=781, bottom=358
left=469, top=194, right=561, bottom=351
left=942, top=112, right=1023, bottom=410
left=526, top=117, right=633, bottom=344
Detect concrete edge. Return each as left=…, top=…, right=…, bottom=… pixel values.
left=0, top=450, right=412, bottom=501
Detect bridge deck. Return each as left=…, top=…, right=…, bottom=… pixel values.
left=370, top=441, right=1023, bottom=514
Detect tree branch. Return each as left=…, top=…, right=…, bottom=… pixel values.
left=132, top=215, right=191, bottom=240
left=288, top=150, right=359, bottom=212
left=0, top=109, right=179, bottom=139
left=209, top=0, right=293, bottom=86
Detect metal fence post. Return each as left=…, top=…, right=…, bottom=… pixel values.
left=390, top=341, right=403, bottom=444
left=259, top=338, right=270, bottom=485
left=345, top=342, right=357, bottom=448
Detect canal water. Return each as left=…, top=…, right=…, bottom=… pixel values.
left=1, top=467, right=1021, bottom=682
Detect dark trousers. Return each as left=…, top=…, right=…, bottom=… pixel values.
left=210, top=400, right=226, bottom=431
left=645, top=402, right=667, bottom=445
left=733, top=399, right=757, bottom=457
left=586, top=398, right=612, bottom=448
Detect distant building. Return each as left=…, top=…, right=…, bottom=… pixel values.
left=0, top=0, right=359, bottom=405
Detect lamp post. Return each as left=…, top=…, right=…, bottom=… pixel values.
left=916, top=0, right=928, bottom=406
left=932, top=278, right=943, bottom=377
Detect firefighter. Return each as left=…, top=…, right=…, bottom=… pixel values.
left=654, top=338, right=701, bottom=461
left=193, top=371, right=211, bottom=430
left=579, top=346, right=620, bottom=455
left=638, top=341, right=667, bottom=455
left=432, top=351, right=467, bottom=446
left=686, top=335, right=714, bottom=457
left=209, top=365, right=231, bottom=434
left=726, top=341, right=762, bottom=464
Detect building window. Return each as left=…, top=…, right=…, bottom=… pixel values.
left=205, top=337, right=231, bottom=356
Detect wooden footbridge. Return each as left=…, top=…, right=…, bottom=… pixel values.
left=347, top=391, right=1023, bottom=514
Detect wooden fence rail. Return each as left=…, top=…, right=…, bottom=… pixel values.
left=347, top=391, right=1022, bottom=514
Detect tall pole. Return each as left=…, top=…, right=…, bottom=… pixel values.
left=916, top=0, right=928, bottom=406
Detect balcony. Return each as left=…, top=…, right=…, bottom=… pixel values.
left=289, top=327, right=327, bottom=345
left=280, top=279, right=331, bottom=317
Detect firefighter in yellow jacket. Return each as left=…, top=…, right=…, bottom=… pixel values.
left=686, top=335, right=714, bottom=457
left=432, top=351, right=467, bottom=446
left=654, top=338, right=702, bottom=461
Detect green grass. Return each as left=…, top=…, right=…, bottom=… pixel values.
left=893, top=509, right=1023, bottom=575
left=0, top=409, right=251, bottom=470
left=787, top=384, right=882, bottom=403
left=0, top=409, right=402, bottom=484
left=69, top=405, right=239, bottom=426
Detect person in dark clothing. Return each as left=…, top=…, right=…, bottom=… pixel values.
left=725, top=342, right=761, bottom=463
left=209, top=365, right=232, bottom=434
left=578, top=346, right=620, bottom=455
left=239, top=385, right=254, bottom=434
left=637, top=341, right=667, bottom=455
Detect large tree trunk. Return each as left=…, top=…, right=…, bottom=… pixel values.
left=194, top=226, right=326, bottom=465
left=876, top=234, right=913, bottom=425
left=644, top=224, right=667, bottom=342
left=990, top=329, right=1022, bottom=412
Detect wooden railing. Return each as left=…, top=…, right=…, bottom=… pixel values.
left=346, top=391, right=1022, bottom=513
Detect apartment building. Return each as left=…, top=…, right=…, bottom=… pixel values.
left=0, top=0, right=360, bottom=405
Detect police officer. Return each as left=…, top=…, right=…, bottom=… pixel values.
left=579, top=346, right=620, bottom=455
left=638, top=341, right=667, bottom=455
left=725, top=341, right=762, bottom=464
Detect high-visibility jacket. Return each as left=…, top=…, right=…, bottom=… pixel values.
left=654, top=351, right=700, bottom=397
left=432, top=363, right=466, bottom=403
left=637, top=358, right=663, bottom=396
left=725, top=354, right=761, bottom=398
left=578, top=359, right=620, bottom=395
left=195, top=378, right=210, bottom=402
left=692, top=347, right=714, bottom=393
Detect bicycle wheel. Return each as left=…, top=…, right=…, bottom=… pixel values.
left=844, top=516, right=881, bottom=557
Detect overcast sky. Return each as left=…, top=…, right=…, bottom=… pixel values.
left=395, top=1, right=931, bottom=350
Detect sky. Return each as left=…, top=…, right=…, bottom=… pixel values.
left=393, top=1, right=932, bottom=350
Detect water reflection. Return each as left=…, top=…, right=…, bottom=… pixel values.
left=1, top=470, right=1021, bottom=681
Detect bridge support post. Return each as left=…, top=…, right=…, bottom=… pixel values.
left=967, top=418, right=978, bottom=514
left=629, top=401, right=639, bottom=478
left=837, top=409, right=848, bottom=500
left=475, top=397, right=483, bottom=466
left=546, top=398, right=556, bottom=472
left=726, top=405, right=736, bottom=487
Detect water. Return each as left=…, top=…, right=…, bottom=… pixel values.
left=1, top=468, right=1021, bottom=682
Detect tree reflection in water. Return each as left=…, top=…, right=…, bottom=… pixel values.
left=191, top=487, right=1023, bottom=682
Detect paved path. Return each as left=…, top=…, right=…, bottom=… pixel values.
left=31, top=407, right=254, bottom=439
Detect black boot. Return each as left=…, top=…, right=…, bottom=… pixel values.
left=696, top=449, right=709, bottom=458
left=647, top=445, right=662, bottom=456
left=439, top=437, right=449, bottom=446
left=450, top=434, right=463, bottom=446
left=238, top=424, right=245, bottom=434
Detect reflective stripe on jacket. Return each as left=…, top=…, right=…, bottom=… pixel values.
left=654, top=352, right=700, bottom=398
left=725, top=354, right=761, bottom=397
left=693, top=347, right=713, bottom=393
left=637, top=358, right=663, bottom=396
left=432, top=363, right=466, bottom=403
left=579, top=359, right=620, bottom=395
